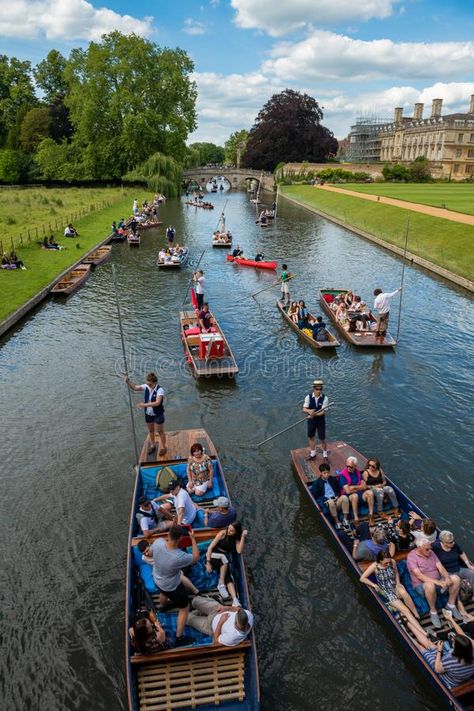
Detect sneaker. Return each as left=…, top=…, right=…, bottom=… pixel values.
left=446, top=604, right=463, bottom=621
left=430, top=611, right=442, bottom=629
left=322, top=450, right=329, bottom=459
left=335, top=522, right=342, bottom=530
left=306, top=454, right=317, bottom=461
left=175, top=635, right=194, bottom=647
left=342, top=518, right=350, bottom=528
left=232, top=597, right=242, bottom=607
left=218, top=583, right=229, bottom=599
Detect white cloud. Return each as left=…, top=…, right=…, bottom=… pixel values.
left=183, top=18, right=207, bottom=36
left=0, top=0, right=153, bottom=40
left=263, top=31, right=474, bottom=82
left=231, top=0, right=400, bottom=36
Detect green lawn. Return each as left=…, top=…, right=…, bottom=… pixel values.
left=0, top=187, right=145, bottom=322
left=334, top=183, right=474, bottom=216
left=281, top=185, right=474, bottom=282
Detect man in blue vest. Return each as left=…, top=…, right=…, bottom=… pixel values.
left=125, top=372, right=167, bottom=456
left=303, top=379, right=329, bottom=461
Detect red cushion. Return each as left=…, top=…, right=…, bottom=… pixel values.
left=323, top=293, right=334, bottom=303
left=185, top=327, right=200, bottom=336
left=210, top=327, right=217, bottom=332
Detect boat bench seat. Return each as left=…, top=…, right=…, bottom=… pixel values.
left=358, top=549, right=409, bottom=572
left=452, top=678, right=474, bottom=698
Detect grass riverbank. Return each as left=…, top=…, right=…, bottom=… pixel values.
left=0, top=187, right=142, bottom=323
left=281, top=185, right=474, bottom=282
left=333, top=183, right=474, bottom=215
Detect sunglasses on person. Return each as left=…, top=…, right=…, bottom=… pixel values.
left=313, top=386, right=322, bottom=390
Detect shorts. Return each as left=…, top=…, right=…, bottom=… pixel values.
left=281, top=284, right=289, bottom=294
left=160, top=582, right=189, bottom=608
left=145, top=414, right=165, bottom=425
left=307, top=416, right=326, bottom=440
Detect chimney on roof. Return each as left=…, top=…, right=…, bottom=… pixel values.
left=394, top=107, right=403, bottom=123
left=431, top=98, right=443, bottom=118
left=470, top=95, right=474, bottom=113
left=414, top=103, right=424, bottom=120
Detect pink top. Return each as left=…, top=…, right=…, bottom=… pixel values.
left=407, top=548, right=441, bottom=587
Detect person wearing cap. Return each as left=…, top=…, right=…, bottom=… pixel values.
left=204, top=496, right=237, bottom=529
left=303, top=380, right=329, bottom=461
left=373, top=286, right=402, bottom=337
left=156, top=481, right=197, bottom=526
left=136, top=495, right=173, bottom=538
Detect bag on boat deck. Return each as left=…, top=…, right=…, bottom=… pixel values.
left=459, top=578, right=473, bottom=604
left=156, top=466, right=177, bottom=492
left=315, top=327, right=328, bottom=342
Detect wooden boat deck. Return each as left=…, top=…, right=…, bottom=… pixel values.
left=50, top=264, right=91, bottom=295
left=139, top=428, right=217, bottom=465
left=82, top=246, right=112, bottom=266
left=180, top=310, right=239, bottom=379
left=320, top=289, right=397, bottom=347
left=277, top=301, right=340, bottom=350
left=157, top=250, right=189, bottom=269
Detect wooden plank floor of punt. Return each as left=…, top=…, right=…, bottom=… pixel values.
left=137, top=651, right=246, bottom=711
left=291, top=441, right=360, bottom=484
left=139, top=429, right=217, bottom=465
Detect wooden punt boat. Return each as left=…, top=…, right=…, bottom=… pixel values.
left=212, top=234, right=232, bottom=248
left=128, top=233, right=141, bottom=247
left=184, top=201, right=215, bottom=210
left=180, top=308, right=239, bottom=378
left=227, top=256, right=277, bottom=270
left=82, top=245, right=112, bottom=266
left=109, top=231, right=127, bottom=243
left=291, top=441, right=474, bottom=711
left=137, top=221, right=162, bottom=231
left=126, top=428, right=260, bottom=711
left=50, top=263, right=91, bottom=295
left=157, top=248, right=189, bottom=269
left=277, top=300, right=340, bottom=349
left=320, top=289, right=397, bottom=347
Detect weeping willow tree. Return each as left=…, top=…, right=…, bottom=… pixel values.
left=123, top=152, right=182, bottom=197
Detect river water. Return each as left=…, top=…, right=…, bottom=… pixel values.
left=1, top=190, right=473, bottom=711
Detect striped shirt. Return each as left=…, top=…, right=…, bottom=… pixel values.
left=423, top=646, right=474, bottom=689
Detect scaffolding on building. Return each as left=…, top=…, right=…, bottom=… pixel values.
left=346, top=115, right=391, bottom=163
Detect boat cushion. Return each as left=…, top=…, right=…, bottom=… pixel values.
left=323, top=293, right=334, bottom=303
left=133, top=543, right=218, bottom=595
left=185, top=327, right=201, bottom=336
left=139, top=461, right=224, bottom=511
left=397, top=560, right=448, bottom=615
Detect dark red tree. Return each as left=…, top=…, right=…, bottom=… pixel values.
left=242, top=89, right=338, bottom=171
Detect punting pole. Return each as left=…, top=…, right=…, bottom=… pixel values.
left=256, top=404, right=333, bottom=447
left=112, top=264, right=140, bottom=464
left=251, top=273, right=297, bottom=299
left=396, top=219, right=410, bottom=341
left=215, top=199, right=228, bottom=231
left=182, top=249, right=205, bottom=306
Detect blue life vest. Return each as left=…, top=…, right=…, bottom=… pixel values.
left=144, top=384, right=164, bottom=417
left=308, top=391, right=326, bottom=414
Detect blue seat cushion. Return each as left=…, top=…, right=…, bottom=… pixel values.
left=132, top=542, right=218, bottom=595
left=397, top=560, right=448, bottom=615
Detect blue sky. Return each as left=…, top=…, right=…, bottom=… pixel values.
left=2, top=0, right=474, bottom=143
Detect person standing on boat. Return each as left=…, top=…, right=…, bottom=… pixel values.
left=125, top=372, right=167, bottom=456
left=303, top=380, right=329, bottom=461
left=373, top=287, right=402, bottom=337
left=193, top=269, right=205, bottom=310
left=132, top=198, right=139, bottom=215
left=166, top=225, right=175, bottom=245
left=280, top=264, right=291, bottom=305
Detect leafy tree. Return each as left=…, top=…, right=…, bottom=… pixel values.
left=0, top=148, right=29, bottom=183
left=19, top=107, right=52, bottom=152
left=35, top=138, right=85, bottom=181
left=34, top=50, right=68, bottom=102
left=123, top=152, right=183, bottom=197
left=382, top=163, right=410, bottom=181
left=0, top=56, right=36, bottom=147
left=243, top=90, right=337, bottom=171
left=188, top=142, right=225, bottom=165
left=224, top=129, right=248, bottom=165
left=65, top=32, right=197, bottom=179
left=409, top=156, right=432, bottom=182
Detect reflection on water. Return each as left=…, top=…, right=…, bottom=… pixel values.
left=0, top=190, right=473, bottom=710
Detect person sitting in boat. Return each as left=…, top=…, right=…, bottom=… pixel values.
left=198, top=302, right=214, bottom=333
left=204, top=522, right=248, bottom=603
left=335, top=302, right=348, bottom=325
left=260, top=214, right=267, bottom=225
left=363, top=458, right=400, bottom=517
left=412, top=632, right=474, bottom=689
left=310, top=316, right=328, bottom=341
left=348, top=297, right=372, bottom=331
left=360, top=550, right=430, bottom=638
left=255, top=252, right=265, bottom=262
left=164, top=481, right=198, bottom=527
left=137, top=539, right=199, bottom=596
left=186, top=442, right=214, bottom=496
left=129, top=609, right=169, bottom=654
left=310, top=462, right=351, bottom=530
left=136, top=495, right=174, bottom=538
left=232, top=246, right=244, bottom=258
left=339, top=456, right=375, bottom=526
left=287, top=301, right=299, bottom=323
left=407, top=537, right=463, bottom=629
left=386, top=517, right=415, bottom=552
left=433, top=530, right=474, bottom=590
left=297, top=301, right=309, bottom=329
left=343, top=290, right=354, bottom=308
left=64, top=223, right=79, bottom=238
left=352, top=523, right=393, bottom=561
left=203, top=496, right=237, bottom=529
left=158, top=249, right=167, bottom=262
left=409, top=512, right=438, bottom=544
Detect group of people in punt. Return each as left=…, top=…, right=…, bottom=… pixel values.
left=310, top=450, right=474, bottom=690
left=158, top=245, right=186, bottom=264
left=287, top=300, right=330, bottom=342
left=331, top=287, right=402, bottom=336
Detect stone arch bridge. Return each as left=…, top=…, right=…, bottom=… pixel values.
left=182, top=167, right=274, bottom=192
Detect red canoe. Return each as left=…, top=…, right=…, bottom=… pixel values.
left=226, top=255, right=277, bottom=270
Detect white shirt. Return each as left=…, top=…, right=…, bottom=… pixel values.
left=196, top=276, right=205, bottom=295
left=212, top=610, right=254, bottom=646
left=173, top=488, right=197, bottom=524
left=374, top=289, right=400, bottom=314
left=303, top=393, right=329, bottom=411
left=139, top=501, right=163, bottom=533
left=140, top=384, right=164, bottom=416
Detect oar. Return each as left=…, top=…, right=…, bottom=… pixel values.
left=182, top=249, right=205, bottom=306
left=256, top=404, right=333, bottom=448
left=251, top=273, right=297, bottom=300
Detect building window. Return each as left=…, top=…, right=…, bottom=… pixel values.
left=468, top=149, right=474, bottom=158
left=455, top=148, right=462, bottom=158
left=458, top=134, right=464, bottom=142
left=453, top=164, right=460, bottom=174
left=470, top=133, right=474, bottom=142
left=466, top=165, right=473, bottom=174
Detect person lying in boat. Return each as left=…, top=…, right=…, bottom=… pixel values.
left=339, top=456, right=375, bottom=525
left=137, top=539, right=199, bottom=596
left=186, top=442, right=214, bottom=496
left=360, top=550, right=429, bottom=638
left=187, top=596, right=253, bottom=646
left=412, top=632, right=474, bottom=690
left=204, top=522, right=248, bottom=604
left=232, top=246, right=244, bottom=258
left=362, top=458, right=400, bottom=516
left=136, top=495, right=174, bottom=538
left=198, top=302, right=215, bottom=333
left=310, top=462, right=351, bottom=530
left=255, top=252, right=265, bottom=262
left=287, top=301, right=299, bottom=323
left=203, top=496, right=237, bottom=528
left=352, top=525, right=392, bottom=561
left=129, top=609, right=169, bottom=654
left=407, top=537, right=463, bottom=629
left=297, top=300, right=309, bottom=329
